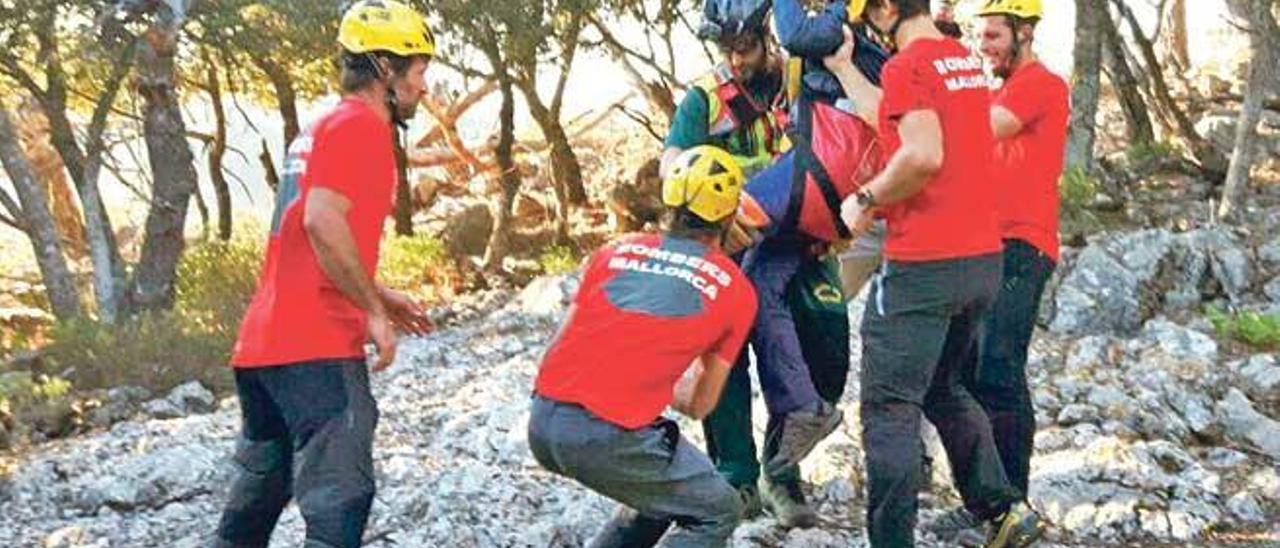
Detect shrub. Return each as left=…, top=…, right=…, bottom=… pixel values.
left=1060, top=167, right=1104, bottom=236
left=379, top=235, right=448, bottom=289
left=1126, top=141, right=1180, bottom=170
left=0, top=371, right=70, bottom=411
left=1060, top=166, right=1101, bottom=210
left=176, top=236, right=263, bottom=327
left=378, top=234, right=459, bottom=302
left=538, top=245, right=580, bottom=276
left=1206, top=306, right=1280, bottom=350
left=39, top=236, right=264, bottom=396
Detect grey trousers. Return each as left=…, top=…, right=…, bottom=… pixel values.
left=528, top=395, right=743, bottom=548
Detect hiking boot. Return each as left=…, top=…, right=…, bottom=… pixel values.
left=923, top=506, right=985, bottom=547
left=759, top=477, right=817, bottom=529
left=763, top=401, right=842, bottom=476
left=736, top=483, right=763, bottom=519
left=985, top=502, right=1046, bottom=548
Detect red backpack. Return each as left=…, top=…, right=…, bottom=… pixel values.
left=741, top=99, right=882, bottom=242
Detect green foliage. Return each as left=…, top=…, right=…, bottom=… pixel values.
left=379, top=235, right=449, bottom=292
left=421, top=0, right=597, bottom=72
left=176, top=235, right=264, bottom=329
left=185, top=0, right=341, bottom=104
left=1060, top=166, right=1101, bottom=210
left=538, top=245, right=579, bottom=275
left=42, top=313, right=235, bottom=393
left=1206, top=306, right=1280, bottom=350
left=1059, top=167, right=1105, bottom=236
left=0, top=371, right=71, bottom=413
left=0, top=1, right=137, bottom=114
left=40, top=236, right=264, bottom=395
left=1125, top=141, right=1180, bottom=169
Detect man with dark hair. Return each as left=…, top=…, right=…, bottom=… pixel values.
left=529, top=146, right=758, bottom=548
left=829, top=0, right=1046, bottom=545
left=663, top=0, right=788, bottom=179
left=930, top=0, right=1068, bottom=543
left=975, top=0, right=1066, bottom=495
left=213, top=1, right=435, bottom=546
left=661, top=0, right=813, bottom=526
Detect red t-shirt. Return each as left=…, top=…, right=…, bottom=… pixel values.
left=534, top=234, right=758, bottom=429
left=877, top=38, right=1002, bottom=262
left=232, top=98, right=396, bottom=367
left=992, top=62, right=1070, bottom=262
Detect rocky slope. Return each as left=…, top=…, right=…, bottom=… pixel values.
left=2, top=226, right=1279, bottom=547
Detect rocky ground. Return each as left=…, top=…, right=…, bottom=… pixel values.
left=2, top=223, right=1279, bottom=547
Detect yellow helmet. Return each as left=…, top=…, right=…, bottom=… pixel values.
left=978, top=0, right=1043, bottom=19
left=338, top=0, right=436, bottom=57
left=848, top=0, right=868, bottom=22
left=663, top=146, right=745, bottom=223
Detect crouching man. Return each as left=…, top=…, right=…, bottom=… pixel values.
left=529, top=146, right=758, bottom=548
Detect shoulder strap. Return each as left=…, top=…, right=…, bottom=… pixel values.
left=783, top=100, right=852, bottom=240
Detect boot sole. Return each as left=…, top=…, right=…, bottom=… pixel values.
left=759, top=490, right=818, bottom=529
left=760, top=503, right=818, bottom=529
left=987, top=513, right=1046, bottom=548
left=780, top=408, right=843, bottom=469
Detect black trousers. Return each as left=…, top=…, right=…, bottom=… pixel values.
left=859, top=253, right=1022, bottom=547
left=967, top=239, right=1056, bottom=494
left=215, top=359, right=379, bottom=548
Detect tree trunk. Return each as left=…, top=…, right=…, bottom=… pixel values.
left=1219, top=0, right=1280, bottom=221
left=30, top=38, right=131, bottom=323
left=1114, top=0, right=1229, bottom=177
left=260, top=140, right=281, bottom=191
left=525, top=91, right=587, bottom=205
left=192, top=177, right=212, bottom=240
left=1163, top=0, right=1191, bottom=72
left=131, top=15, right=199, bottom=313
left=483, top=75, right=521, bottom=271
left=1101, top=8, right=1155, bottom=148
left=393, top=131, right=414, bottom=236
left=253, top=56, right=301, bottom=147
left=1067, top=0, right=1106, bottom=172
left=0, top=108, right=81, bottom=319
left=46, top=105, right=127, bottom=322
left=13, top=103, right=87, bottom=258
left=204, top=57, right=233, bottom=241
left=517, top=78, right=583, bottom=244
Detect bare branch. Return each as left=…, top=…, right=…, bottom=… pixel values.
left=617, top=104, right=664, bottom=142
left=0, top=185, right=26, bottom=229
left=0, top=210, right=25, bottom=233
left=416, top=79, right=499, bottom=148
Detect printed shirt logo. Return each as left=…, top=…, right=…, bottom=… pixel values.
left=601, top=238, right=733, bottom=319
left=608, top=242, right=731, bottom=300
left=811, top=282, right=844, bottom=305
left=931, top=55, right=990, bottom=92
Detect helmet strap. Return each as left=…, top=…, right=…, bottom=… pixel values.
left=367, top=52, right=409, bottom=129
left=868, top=11, right=905, bottom=52
left=1008, top=15, right=1023, bottom=71
left=1001, top=15, right=1033, bottom=79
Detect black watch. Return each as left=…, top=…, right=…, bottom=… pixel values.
left=856, top=188, right=878, bottom=208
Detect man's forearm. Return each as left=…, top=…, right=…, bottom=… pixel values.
left=863, top=146, right=934, bottom=206
left=831, top=64, right=882, bottom=125
left=307, top=213, right=384, bottom=316
left=672, top=361, right=703, bottom=416
left=673, top=355, right=731, bottom=420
